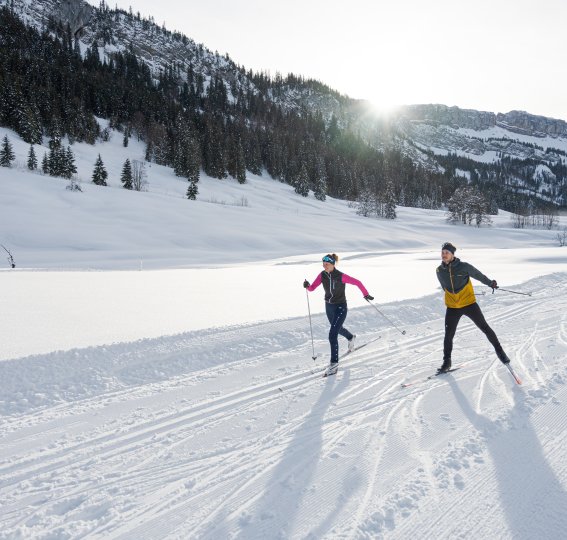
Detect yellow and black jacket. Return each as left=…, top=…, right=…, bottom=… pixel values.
left=436, top=258, right=493, bottom=309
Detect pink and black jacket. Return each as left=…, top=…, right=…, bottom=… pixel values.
left=308, top=269, right=369, bottom=304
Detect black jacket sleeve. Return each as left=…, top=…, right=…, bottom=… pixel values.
left=461, top=262, right=492, bottom=287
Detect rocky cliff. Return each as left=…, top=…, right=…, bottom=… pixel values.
left=397, top=104, right=567, bottom=138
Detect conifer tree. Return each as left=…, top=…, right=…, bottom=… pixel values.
left=121, top=158, right=133, bottom=189
left=186, top=180, right=198, bottom=200
left=92, top=154, right=108, bottom=186
left=47, top=133, right=64, bottom=176
left=17, top=102, right=43, bottom=145
left=313, top=157, right=327, bottom=201
left=27, top=145, right=37, bottom=170
left=294, top=163, right=310, bottom=197
left=0, top=135, right=15, bottom=167
left=62, top=146, right=77, bottom=179
left=41, top=152, right=49, bottom=174
left=383, top=181, right=397, bottom=219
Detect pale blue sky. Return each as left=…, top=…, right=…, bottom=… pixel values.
left=93, top=0, right=567, bottom=120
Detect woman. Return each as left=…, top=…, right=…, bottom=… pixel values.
left=303, top=254, right=373, bottom=376
left=436, top=242, right=511, bottom=373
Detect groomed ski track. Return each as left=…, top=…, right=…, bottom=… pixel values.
left=1, top=273, right=567, bottom=539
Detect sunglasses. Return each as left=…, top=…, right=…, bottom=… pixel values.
left=322, top=256, right=335, bottom=264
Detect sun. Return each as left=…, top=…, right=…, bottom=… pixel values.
left=367, top=99, right=403, bottom=119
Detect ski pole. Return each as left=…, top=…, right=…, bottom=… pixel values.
left=492, top=287, right=532, bottom=297
left=365, top=299, right=406, bottom=335
left=305, top=287, right=317, bottom=360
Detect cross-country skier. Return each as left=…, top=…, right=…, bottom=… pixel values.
left=436, top=242, right=511, bottom=373
left=303, top=254, right=373, bottom=376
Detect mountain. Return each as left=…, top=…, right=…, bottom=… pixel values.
left=1, top=0, right=566, bottom=210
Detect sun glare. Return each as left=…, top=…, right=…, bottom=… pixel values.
left=368, top=100, right=403, bottom=119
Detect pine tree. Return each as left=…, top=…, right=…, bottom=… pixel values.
left=27, top=145, right=37, bottom=170
left=17, top=102, right=43, bottom=145
left=186, top=180, right=198, bottom=200
left=47, top=133, right=64, bottom=176
left=313, top=157, right=327, bottom=201
left=294, top=163, right=310, bottom=197
left=356, top=188, right=374, bottom=217
left=121, top=158, right=133, bottom=189
left=383, top=181, right=397, bottom=219
left=92, top=154, right=108, bottom=186
left=0, top=135, right=15, bottom=167
left=62, top=146, right=77, bottom=179
left=41, top=152, right=49, bottom=174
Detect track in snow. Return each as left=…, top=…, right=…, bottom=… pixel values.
left=1, top=273, right=567, bottom=539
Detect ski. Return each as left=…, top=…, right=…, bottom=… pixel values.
left=428, top=367, right=461, bottom=379
left=505, top=363, right=522, bottom=385
left=322, top=364, right=338, bottom=378
left=339, top=335, right=381, bottom=359
left=401, top=367, right=461, bottom=388
left=310, top=336, right=381, bottom=377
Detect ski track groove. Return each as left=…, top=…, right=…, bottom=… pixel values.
left=2, top=299, right=537, bottom=534
left=2, top=275, right=566, bottom=539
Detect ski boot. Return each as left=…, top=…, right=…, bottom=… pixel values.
left=436, top=358, right=452, bottom=374
left=348, top=335, right=356, bottom=353
left=323, top=363, right=339, bottom=377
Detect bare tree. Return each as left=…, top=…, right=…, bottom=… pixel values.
left=1, top=244, right=15, bottom=268
left=446, top=187, right=491, bottom=226
left=132, top=160, right=149, bottom=192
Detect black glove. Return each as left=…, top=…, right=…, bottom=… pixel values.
left=303, top=279, right=310, bottom=289
left=364, top=294, right=374, bottom=301
left=490, top=280, right=498, bottom=289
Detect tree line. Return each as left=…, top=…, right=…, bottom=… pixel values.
left=1, top=5, right=564, bottom=214
left=0, top=6, right=452, bottom=207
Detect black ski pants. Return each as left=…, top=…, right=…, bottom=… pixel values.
left=443, top=302, right=503, bottom=361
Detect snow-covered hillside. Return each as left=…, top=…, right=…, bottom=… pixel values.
left=1, top=122, right=567, bottom=538
left=0, top=124, right=563, bottom=271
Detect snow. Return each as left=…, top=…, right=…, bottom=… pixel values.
left=412, top=140, right=500, bottom=163
left=1, top=125, right=567, bottom=539
left=456, top=125, right=567, bottom=153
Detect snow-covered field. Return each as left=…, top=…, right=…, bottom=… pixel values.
left=1, top=125, right=567, bottom=539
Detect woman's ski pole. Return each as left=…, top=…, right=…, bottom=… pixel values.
left=366, top=298, right=406, bottom=335
left=305, top=287, right=317, bottom=360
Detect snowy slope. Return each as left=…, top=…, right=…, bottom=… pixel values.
left=1, top=273, right=566, bottom=539
left=0, top=124, right=563, bottom=270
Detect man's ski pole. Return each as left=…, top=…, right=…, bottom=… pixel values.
left=365, top=299, right=406, bottom=335
left=305, top=287, right=317, bottom=360
left=492, top=287, right=532, bottom=297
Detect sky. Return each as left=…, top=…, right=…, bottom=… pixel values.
left=90, top=0, right=567, bottom=121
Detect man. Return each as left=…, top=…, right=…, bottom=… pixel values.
left=436, top=242, right=510, bottom=373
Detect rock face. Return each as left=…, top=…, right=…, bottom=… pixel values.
left=398, top=104, right=567, bottom=138
left=399, top=104, right=496, bottom=131
left=496, top=110, right=567, bottom=138
left=54, top=0, right=93, bottom=36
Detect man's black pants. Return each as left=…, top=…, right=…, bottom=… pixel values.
left=444, top=302, right=503, bottom=360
